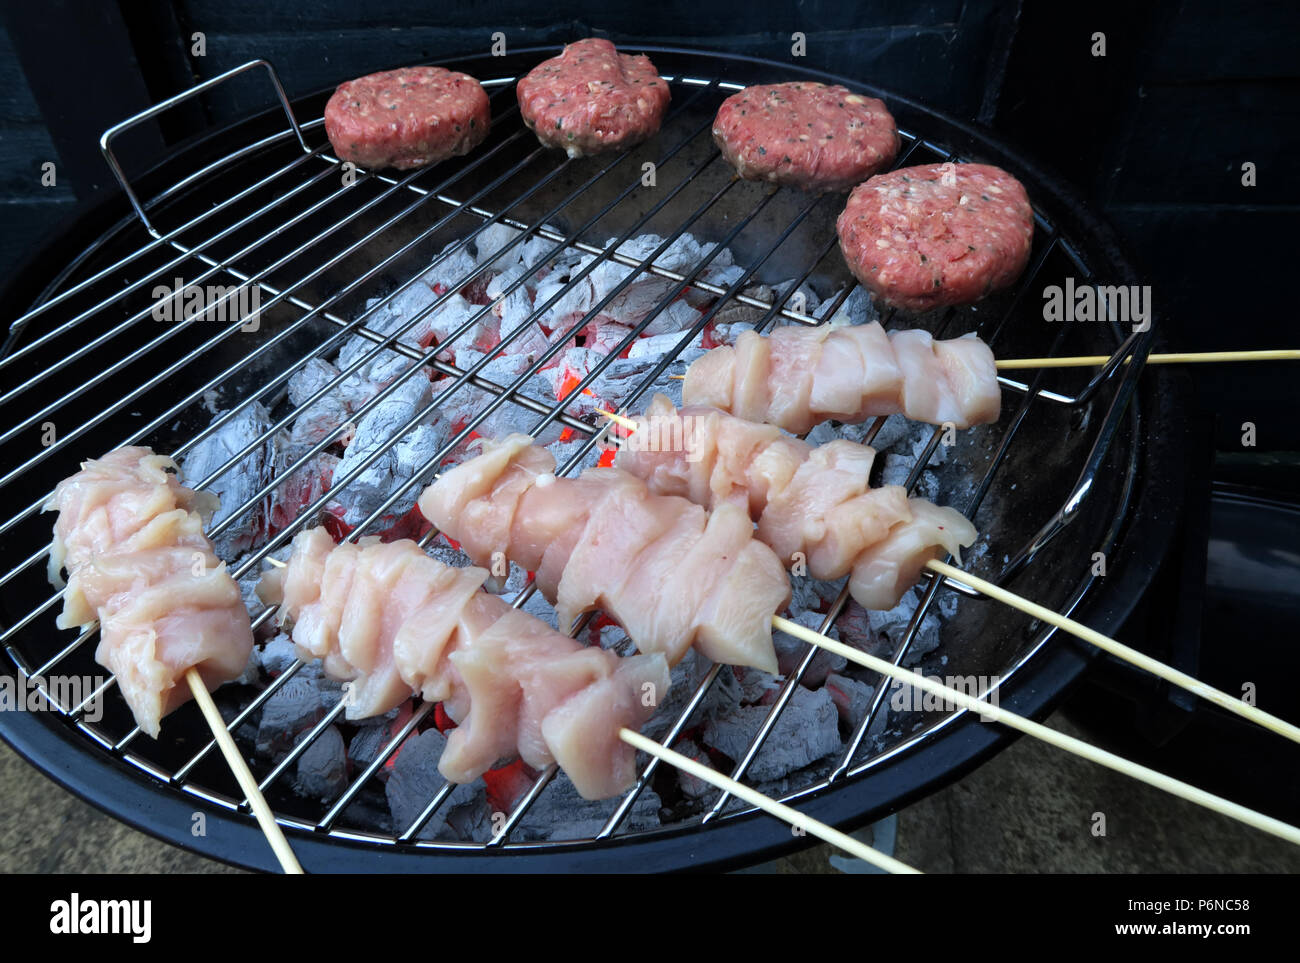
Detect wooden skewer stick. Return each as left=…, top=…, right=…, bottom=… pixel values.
left=596, top=408, right=640, bottom=430
left=667, top=348, right=1300, bottom=379
left=926, top=559, right=1300, bottom=746
left=773, top=614, right=1300, bottom=846
left=184, top=667, right=304, bottom=874
left=996, top=349, right=1300, bottom=370
left=619, top=728, right=920, bottom=873
left=596, top=408, right=1300, bottom=746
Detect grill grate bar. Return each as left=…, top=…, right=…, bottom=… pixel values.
left=218, top=133, right=730, bottom=581
left=18, top=82, right=720, bottom=687
left=212, top=117, right=727, bottom=580
left=1, top=125, right=330, bottom=344
left=0, top=134, right=547, bottom=628
left=0, top=146, right=331, bottom=366
left=55, top=87, right=743, bottom=809
left=0, top=123, right=532, bottom=516
left=0, top=63, right=1153, bottom=860
left=274, top=167, right=813, bottom=841
left=319, top=702, right=435, bottom=829
left=164, top=76, right=727, bottom=510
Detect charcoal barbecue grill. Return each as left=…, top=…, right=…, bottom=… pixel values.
left=0, top=46, right=1188, bottom=872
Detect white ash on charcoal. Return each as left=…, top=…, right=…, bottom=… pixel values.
left=385, top=728, right=492, bottom=842
left=441, top=348, right=563, bottom=445
left=817, top=284, right=877, bottom=326
left=700, top=684, right=841, bottom=783
left=469, top=222, right=525, bottom=270
left=420, top=241, right=479, bottom=295
left=626, top=327, right=707, bottom=365
left=866, top=589, right=943, bottom=663
left=325, top=376, right=446, bottom=528
left=425, top=538, right=473, bottom=570
left=510, top=772, right=663, bottom=842
left=788, top=572, right=849, bottom=617
left=423, top=293, right=494, bottom=360
left=585, top=355, right=690, bottom=410
left=446, top=345, right=535, bottom=394
left=731, top=664, right=782, bottom=704
left=598, top=623, right=631, bottom=652
left=255, top=661, right=344, bottom=763
left=294, top=724, right=349, bottom=799
left=669, top=738, right=716, bottom=799
left=518, top=590, right=560, bottom=630
left=255, top=632, right=300, bottom=678
left=539, top=233, right=711, bottom=331
left=485, top=229, right=572, bottom=305
left=684, top=245, right=745, bottom=308
left=718, top=754, right=842, bottom=817
left=843, top=412, right=906, bottom=451
left=823, top=672, right=878, bottom=734
left=773, top=610, right=847, bottom=687
left=495, top=290, right=551, bottom=359
left=642, top=648, right=740, bottom=742
left=180, top=400, right=276, bottom=559
left=268, top=451, right=338, bottom=533
left=803, top=421, right=842, bottom=450
left=360, top=277, right=442, bottom=347
left=499, top=562, right=530, bottom=596
left=497, top=562, right=563, bottom=628
left=560, top=317, right=636, bottom=355
left=486, top=233, right=556, bottom=358
left=640, top=297, right=705, bottom=337
left=344, top=707, right=407, bottom=769
left=544, top=345, right=607, bottom=418
left=286, top=358, right=354, bottom=452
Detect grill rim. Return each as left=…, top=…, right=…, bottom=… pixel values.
left=0, top=43, right=1188, bottom=873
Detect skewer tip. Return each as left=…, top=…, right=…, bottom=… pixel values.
left=595, top=408, right=639, bottom=431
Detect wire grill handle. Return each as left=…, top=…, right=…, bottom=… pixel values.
left=998, top=324, right=1156, bottom=583
left=99, top=58, right=308, bottom=238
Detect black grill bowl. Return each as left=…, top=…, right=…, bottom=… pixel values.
left=0, top=46, right=1187, bottom=872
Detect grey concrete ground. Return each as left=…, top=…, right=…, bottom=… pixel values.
left=4, top=711, right=1295, bottom=874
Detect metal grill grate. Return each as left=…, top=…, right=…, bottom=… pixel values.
left=0, top=52, right=1153, bottom=866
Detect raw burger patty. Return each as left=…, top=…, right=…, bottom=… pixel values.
left=516, top=38, right=670, bottom=157
left=712, top=82, right=898, bottom=193
left=324, top=67, right=490, bottom=170
left=836, top=163, right=1034, bottom=311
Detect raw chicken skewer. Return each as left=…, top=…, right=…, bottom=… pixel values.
left=605, top=406, right=1300, bottom=749
left=613, top=394, right=976, bottom=611
left=679, top=319, right=1300, bottom=434
left=256, top=527, right=670, bottom=800
left=417, top=435, right=792, bottom=674
left=45, top=447, right=302, bottom=873
left=421, top=435, right=1300, bottom=846
left=683, top=320, right=1002, bottom=433
left=417, top=440, right=1298, bottom=849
